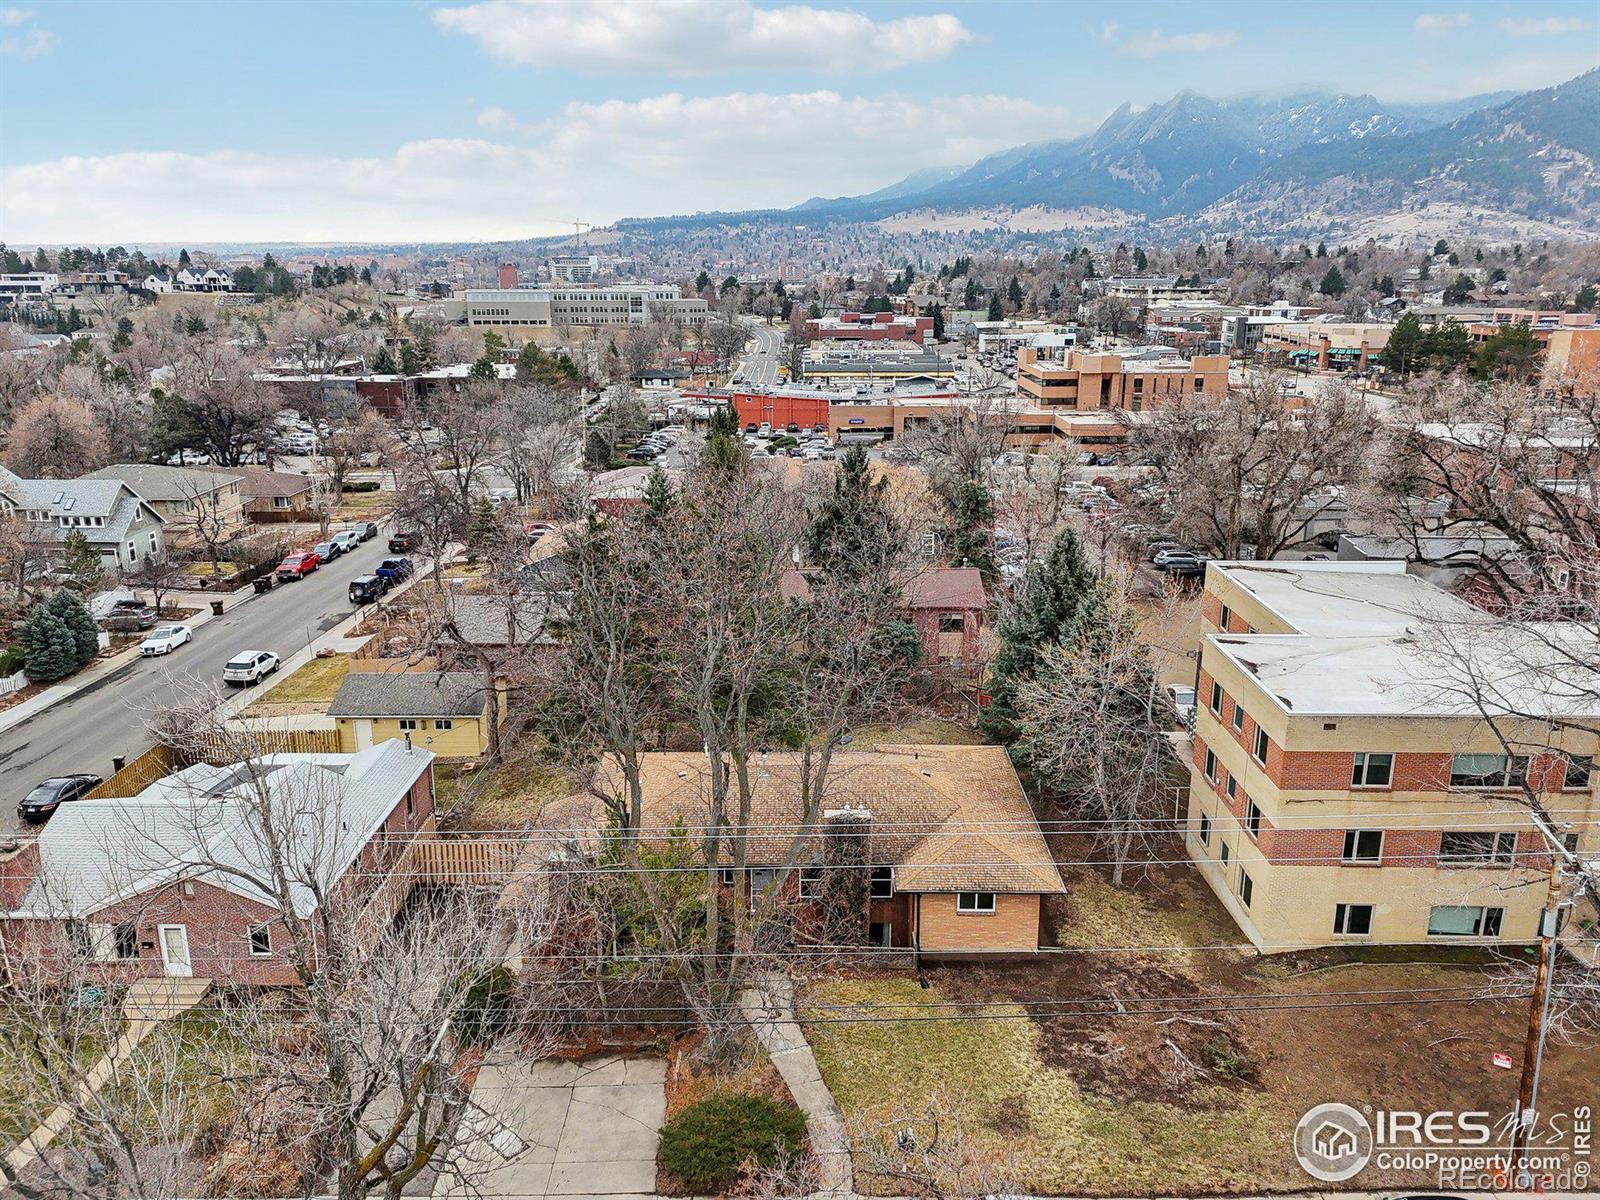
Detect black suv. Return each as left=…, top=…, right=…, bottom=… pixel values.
left=388, top=530, right=417, bottom=553
left=18, top=774, right=103, bottom=823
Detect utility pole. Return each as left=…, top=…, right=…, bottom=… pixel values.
left=1509, top=854, right=1564, bottom=1187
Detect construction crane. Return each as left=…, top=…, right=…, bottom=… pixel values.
left=533, top=218, right=592, bottom=250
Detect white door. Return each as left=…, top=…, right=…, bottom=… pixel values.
left=158, top=924, right=192, bottom=977
left=354, top=720, right=373, bottom=751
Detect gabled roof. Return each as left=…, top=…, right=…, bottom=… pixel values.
left=11, top=742, right=434, bottom=920
left=82, top=464, right=244, bottom=503
left=552, top=745, right=1063, bottom=895
left=329, top=671, right=491, bottom=719
left=202, top=465, right=311, bottom=500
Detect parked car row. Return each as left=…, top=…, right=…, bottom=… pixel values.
left=278, top=521, right=380, bottom=581
left=627, top=427, right=683, bottom=462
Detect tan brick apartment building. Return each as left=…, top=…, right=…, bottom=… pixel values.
left=1015, top=347, right=1228, bottom=411
left=1185, top=561, right=1598, bottom=950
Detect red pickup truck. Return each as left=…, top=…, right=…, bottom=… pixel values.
left=275, top=550, right=320, bottom=580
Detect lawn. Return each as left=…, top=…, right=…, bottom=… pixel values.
left=334, top=490, right=394, bottom=519
left=0, top=1003, right=113, bottom=1152
left=800, top=859, right=1600, bottom=1195
left=253, top=653, right=350, bottom=705
left=440, top=743, right=572, bottom=830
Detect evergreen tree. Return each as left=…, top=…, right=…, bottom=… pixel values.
left=986, top=292, right=1004, bottom=322
left=1575, top=284, right=1597, bottom=312
left=963, top=278, right=979, bottom=308
left=703, top=403, right=744, bottom=477
left=694, top=270, right=712, bottom=293
left=360, top=267, right=373, bottom=285
left=467, top=498, right=498, bottom=559
left=979, top=528, right=1098, bottom=744
left=1443, top=273, right=1475, bottom=304
left=1377, top=274, right=1396, bottom=297
left=399, top=341, right=421, bottom=375
left=1318, top=265, right=1346, bottom=297
left=642, top=467, right=674, bottom=521
left=1315, top=241, right=1328, bottom=258
left=47, top=589, right=98, bottom=667
left=1380, top=312, right=1425, bottom=375
left=1433, top=240, right=1449, bottom=257
left=1132, top=247, right=1147, bottom=271
left=949, top=479, right=996, bottom=585
left=178, top=248, right=192, bottom=267
left=371, top=346, right=398, bottom=374
left=928, top=302, right=945, bottom=341
left=61, top=530, right=103, bottom=594
left=1007, top=276, right=1024, bottom=311
left=468, top=355, right=495, bottom=380
left=803, top=445, right=900, bottom=578
left=20, top=605, right=79, bottom=682
left=1420, top=321, right=1470, bottom=370
left=1475, top=321, right=1541, bottom=382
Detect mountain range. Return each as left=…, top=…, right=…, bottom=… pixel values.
left=623, top=71, right=1599, bottom=241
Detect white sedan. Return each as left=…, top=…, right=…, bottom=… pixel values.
left=139, top=625, right=193, bottom=656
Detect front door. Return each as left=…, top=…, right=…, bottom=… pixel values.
left=157, top=924, right=192, bottom=977
left=354, top=720, right=373, bottom=751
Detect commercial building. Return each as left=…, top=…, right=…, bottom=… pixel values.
left=1015, top=347, right=1228, bottom=411
left=461, top=285, right=707, bottom=330
left=1544, top=326, right=1600, bottom=386
left=800, top=344, right=950, bottom=382
left=549, top=255, right=599, bottom=283
left=807, top=312, right=933, bottom=346
left=1258, top=322, right=1391, bottom=373
left=1186, top=560, right=1598, bottom=951
left=1099, top=276, right=1225, bottom=303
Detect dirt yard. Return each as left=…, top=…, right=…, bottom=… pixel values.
left=801, top=856, right=1600, bottom=1196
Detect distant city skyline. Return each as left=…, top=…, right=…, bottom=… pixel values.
left=1, top=0, right=1595, bottom=244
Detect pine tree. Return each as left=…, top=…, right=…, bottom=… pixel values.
left=20, top=606, right=79, bottom=682
left=1575, top=284, right=1597, bottom=312
left=468, top=355, right=495, bottom=379
left=47, top=589, right=99, bottom=667
left=467, top=498, right=498, bottom=559
left=1132, top=247, right=1147, bottom=271
left=399, top=341, right=421, bottom=375
left=1318, top=265, right=1346, bottom=297
left=1381, top=312, right=1425, bottom=375
left=804, top=445, right=900, bottom=578
left=371, top=346, right=397, bottom=374
left=61, top=529, right=103, bottom=593
left=986, top=292, right=1004, bottom=322
left=1007, top=276, right=1024, bottom=311
left=929, top=303, right=945, bottom=341
left=642, top=467, right=674, bottom=521
left=1475, top=321, right=1541, bottom=382
left=949, top=479, right=996, bottom=584
left=979, top=529, right=1098, bottom=744
left=1421, top=321, right=1470, bottom=370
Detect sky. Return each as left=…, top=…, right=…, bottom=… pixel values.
left=1, top=0, right=1596, bottom=246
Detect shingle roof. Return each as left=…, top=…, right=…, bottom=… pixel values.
left=12, top=742, right=434, bottom=920
left=438, top=594, right=559, bottom=646
left=202, top=466, right=311, bottom=500
left=328, top=671, right=491, bottom=718
left=551, top=745, right=1064, bottom=895
left=82, top=463, right=243, bottom=502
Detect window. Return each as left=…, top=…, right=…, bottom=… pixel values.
left=112, top=923, right=138, bottom=960
left=1198, top=812, right=1212, bottom=845
left=718, top=867, right=736, bottom=886
left=1252, top=726, right=1270, bottom=764
left=797, top=866, right=824, bottom=901
left=868, top=921, right=893, bottom=946
left=1232, top=703, right=1244, bottom=733
left=65, top=921, right=92, bottom=958
left=1342, top=829, right=1384, bottom=863
left=1203, top=748, right=1218, bottom=782
left=1245, top=799, right=1262, bottom=839
left=1333, top=903, right=1373, bottom=936
left=1219, top=604, right=1233, bottom=630
left=433, top=719, right=453, bottom=731
left=1564, top=755, right=1594, bottom=790
left=273, top=495, right=290, bottom=508
left=397, top=718, right=420, bottom=732
left=1209, top=680, right=1223, bottom=714
left=1225, top=773, right=1237, bottom=801
left=248, top=923, right=272, bottom=957
left=956, top=892, right=996, bottom=914
left=1219, top=841, right=1230, bottom=867
left=937, top=613, right=964, bottom=633
left=1427, top=905, right=1504, bottom=937
left=1351, top=752, right=1394, bottom=788
left=1237, top=870, right=1253, bottom=908
left=869, top=865, right=894, bottom=901
left=1439, top=830, right=1517, bottom=866
left=1449, top=753, right=1528, bottom=789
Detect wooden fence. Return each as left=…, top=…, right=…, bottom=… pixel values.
left=83, top=729, right=342, bottom=801
left=411, top=837, right=521, bottom=885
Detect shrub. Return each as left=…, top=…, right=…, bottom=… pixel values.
left=343, top=480, right=380, bottom=493
left=659, top=1091, right=806, bottom=1193
left=453, top=965, right=516, bottom=1048
left=0, top=645, right=26, bottom=676
left=47, top=589, right=99, bottom=667
left=19, top=606, right=79, bottom=682
left=1202, top=1035, right=1256, bottom=1080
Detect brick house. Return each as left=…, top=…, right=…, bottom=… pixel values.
left=0, top=742, right=436, bottom=985
left=779, top=567, right=987, bottom=670
left=539, top=744, right=1064, bottom=955
left=1186, top=560, right=1599, bottom=950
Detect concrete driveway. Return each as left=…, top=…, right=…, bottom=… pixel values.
left=448, top=1057, right=666, bottom=1199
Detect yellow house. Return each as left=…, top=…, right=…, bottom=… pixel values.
left=1186, top=561, right=1599, bottom=951
left=328, top=671, right=492, bottom=759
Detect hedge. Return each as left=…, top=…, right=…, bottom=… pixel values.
left=658, top=1091, right=806, bottom=1193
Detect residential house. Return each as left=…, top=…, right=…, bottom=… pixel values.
left=176, top=267, right=233, bottom=292
left=328, top=671, right=494, bottom=758
left=0, top=466, right=166, bottom=572
left=1186, top=560, right=1599, bottom=951
left=82, top=465, right=247, bottom=543
left=141, top=274, right=175, bottom=294
left=203, top=465, right=316, bottom=520
left=0, top=742, right=437, bottom=984
left=779, top=566, right=987, bottom=669
left=544, top=745, right=1066, bottom=954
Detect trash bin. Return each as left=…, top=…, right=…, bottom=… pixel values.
left=210, top=600, right=224, bottom=616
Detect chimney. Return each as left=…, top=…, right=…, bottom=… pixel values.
left=498, top=263, right=518, bottom=289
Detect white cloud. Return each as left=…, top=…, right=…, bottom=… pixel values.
left=433, top=0, right=969, bottom=74
left=0, top=6, right=53, bottom=56
left=1496, top=16, right=1590, bottom=35
left=0, top=90, right=1079, bottom=243
left=1097, top=20, right=1120, bottom=43
left=1116, top=29, right=1237, bottom=57
left=1414, top=11, right=1472, bottom=34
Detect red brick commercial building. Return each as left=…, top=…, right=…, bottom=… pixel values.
left=808, top=312, right=934, bottom=346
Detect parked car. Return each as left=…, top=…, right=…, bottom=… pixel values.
left=354, top=521, right=379, bottom=542
left=313, top=540, right=341, bottom=561
left=17, top=773, right=102, bottom=823
left=349, top=574, right=388, bottom=604
left=276, top=551, right=320, bottom=580
left=139, top=624, right=193, bottom=656
left=1160, top=555, right=1207, bottom=577
left=102, top=599, right=157, bottom=632
left=1165, top=684, right=1197, bottom=728
left=375, top=557, right=414, bottom=584
left=332, top=530, right=362, bottom=554
left=1151, top=547, right=1193, bottom=565
left=388, top=531, right=416, bottom=553
left=223, top=650, right=280, bottom=686
left=524, top=521, right=555, bottom=542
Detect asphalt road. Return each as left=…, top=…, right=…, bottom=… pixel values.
left=735, top=322, right=782, bottom=386
left=0, top=532, right=397, bottom=831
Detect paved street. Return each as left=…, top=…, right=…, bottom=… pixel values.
left=0, top=532, right=396, bottom=830
left=734, top=320, right=782, bottom=386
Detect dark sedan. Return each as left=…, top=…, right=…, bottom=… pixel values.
left=18, top=773, right=103, bottom=823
